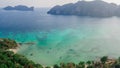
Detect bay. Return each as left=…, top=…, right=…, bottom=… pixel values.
left=0, top=8, right=120, bottom=65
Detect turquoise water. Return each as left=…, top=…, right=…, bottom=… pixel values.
left=0, top=8, right=120, bottom=65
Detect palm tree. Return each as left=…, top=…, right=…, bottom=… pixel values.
left=53, top=64, right=60, bottom=68
left=100, top=56, right=108, bottom=64
left=79, top=61, right=85, bottom=68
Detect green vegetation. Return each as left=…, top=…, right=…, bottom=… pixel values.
left=0, top=38, right=43, bottom=68
left=0, top=38, right=18, bottom=50
left=101, top=56, right=108, bottom=64
left=52, top=57, right=120, bottom=68
left=0, top=38, right=120, bottom=68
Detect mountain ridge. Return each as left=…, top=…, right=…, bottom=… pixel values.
left=47, top=0, right=120, bottom=17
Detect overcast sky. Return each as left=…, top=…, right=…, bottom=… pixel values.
left=0, top=0, right=120, bottom=8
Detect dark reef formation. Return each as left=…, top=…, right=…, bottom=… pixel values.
left=48, top=0, right=120, bottom=17
left=3, top=5, right=34, bottom=11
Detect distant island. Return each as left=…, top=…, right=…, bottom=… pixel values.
left=48, top=0, right=120, bottom=17
left=3, top=5, right=34, bottom=11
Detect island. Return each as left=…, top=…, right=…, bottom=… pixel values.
left=47, top=0, right=120, bottom=17
left=3, top=5, right=34, bottom=11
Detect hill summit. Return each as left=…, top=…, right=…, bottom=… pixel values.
left=48, top=0, right=120, bottom=17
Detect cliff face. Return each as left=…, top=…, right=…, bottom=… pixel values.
left=3, top=5, right=34, bottom=11
left=48, top=1, right=120, bottom=17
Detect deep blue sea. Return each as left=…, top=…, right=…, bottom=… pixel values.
left=0, top=8, right=120, bottom=66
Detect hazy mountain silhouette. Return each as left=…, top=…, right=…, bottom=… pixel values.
left=3, top=5, right=34, bottom=11
left=48, top=0, right=120, bottom=17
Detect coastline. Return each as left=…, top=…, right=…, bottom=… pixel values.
left=8, top=43, right=20, bottom=54
left=1, top=39, right=119, bottom=68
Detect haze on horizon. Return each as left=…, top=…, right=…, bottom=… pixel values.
left=0, top=0, right=120, bottom=8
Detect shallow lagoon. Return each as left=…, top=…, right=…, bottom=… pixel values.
left=0, top=8, right=120, bottom=65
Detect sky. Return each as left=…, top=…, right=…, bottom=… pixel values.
left=0, top=0, right=120, bottom=8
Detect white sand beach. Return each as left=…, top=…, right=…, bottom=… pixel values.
left=9, top=43, right=20, bottom=54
